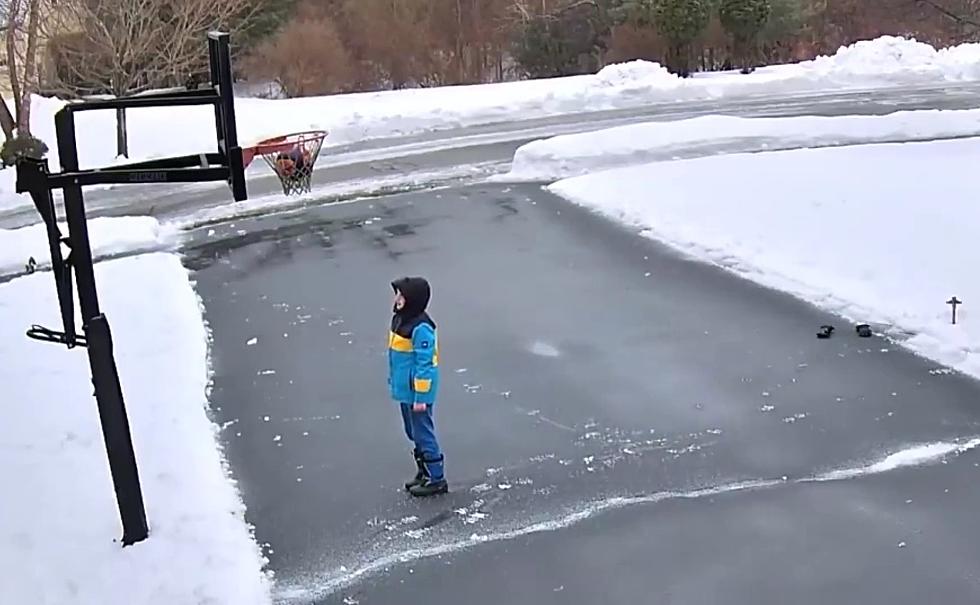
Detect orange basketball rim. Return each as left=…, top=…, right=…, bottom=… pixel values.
left=243, top=130, right=328, bottom=196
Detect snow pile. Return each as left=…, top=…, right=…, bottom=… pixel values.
left=0, top=253, right=271, bottom=604
left=937, top=42, right=980, bottom=79
left=807, top=36, right=953, bottom=79
left=594, top=59, right=678, bottom=88
left=505, top=109, right=980, bottom=181
left=692, top=36, right=980, bottom=96
left=809, top=36, right=980, bottom=82
left=0, top=215, right=180, bottom=277
left=548, top=138, right=980, bottom=379
left=0, top=35, right=978, bottom=210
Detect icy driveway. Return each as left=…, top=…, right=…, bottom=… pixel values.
left=183, top=183, right=980, bottom=604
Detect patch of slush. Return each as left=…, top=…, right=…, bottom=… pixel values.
left=528, top=341, right=561, bottom=357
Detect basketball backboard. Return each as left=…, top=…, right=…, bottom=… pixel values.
left=21, top=31, right=247, bottom=201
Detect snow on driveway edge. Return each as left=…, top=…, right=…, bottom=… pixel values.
left=0, top=253, right=272, bottom=605
left=504, top=109, right=980, bottom=181
left=546, top=139, right=980, bottom=381
left=0, top=216, right=183, bottom=278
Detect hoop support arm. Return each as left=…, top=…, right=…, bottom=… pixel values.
left=48, top=166, right=231, bottom=187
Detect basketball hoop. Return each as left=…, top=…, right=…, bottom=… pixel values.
left=243, top=130, right=327, bottom=196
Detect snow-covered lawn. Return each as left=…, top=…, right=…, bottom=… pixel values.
left=0, top=216, right=180, bottom=277
left=4, top=35, right=980, bottom=214
left=547, top=138, right=980, bottom=380
left=504, top=108, right=980, bottom=181
left=0, top=253, right=271, bottom=605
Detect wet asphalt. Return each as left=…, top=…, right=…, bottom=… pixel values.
left=184, top=182, right=980, bottom=604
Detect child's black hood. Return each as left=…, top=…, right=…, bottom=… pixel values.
left=391, top=277, right=435, bottom=338
left=392, top=276, right=431, bottom=317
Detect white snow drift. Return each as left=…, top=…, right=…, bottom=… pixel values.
left=505, top=108, right=980, bottom=181
left=0, top=216, right=180, bottom=277
left=4, top=35, right=980, bottom=214
left=548, top=137, right=980, bottom=380
left=0, top=253, right=271, bottom=605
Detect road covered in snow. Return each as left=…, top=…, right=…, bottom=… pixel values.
left=7, top=35, right=980, bottom=228
left=13, top=35, right=980, bottom=189
left=3, top=80, right=977, bottom=233
left=503, top=108, right=980, bottom=181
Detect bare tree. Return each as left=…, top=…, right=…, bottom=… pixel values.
left=16, top=0, right=38, bottom=133
left=914, top=0, right=980, bottom=39
left=44, top=0, right=262, bottom=157
left=0, top=93, right=13, bottom=142
left=337, top=0, right=447, bottom=89
left=0, top=0, right=21, bottom=140
left=246, top=13, right=354, bottom=97
left=0, top=0, right=49, bottom=166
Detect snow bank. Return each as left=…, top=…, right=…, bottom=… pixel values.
left=807, top=36, right=980, bottom=82
left=3, top=35, right=980, bottom=214
left=548, top=138, right=980, bottom=379
left=506, top=108, right=980, bottom=181
left=0, top=253, right=271, bottom=604
left=0, top=215, right=180, bottom=277
left=689, top=36, right=980, bottom=91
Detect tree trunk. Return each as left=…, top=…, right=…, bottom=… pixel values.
left=17, top=0, right=41, bottom=135
left=0, top=99, right=15, bottom=141
left=456, top=0, right=465, bottom=83
left=6, top=0, right=22, bottom=127
left=116, top=107, right=129, bottom=158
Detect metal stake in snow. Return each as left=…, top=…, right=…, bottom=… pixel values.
left=947, top=297, right=962, bottom=324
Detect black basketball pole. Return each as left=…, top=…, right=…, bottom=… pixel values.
left=55, top=109, right=149, bottom=546
left=15, top=31, right=245, bottom=548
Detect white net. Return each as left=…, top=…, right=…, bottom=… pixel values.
left=254, top=131, right=327, bottom=196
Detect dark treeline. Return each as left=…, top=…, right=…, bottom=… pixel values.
left=241, top=0, right=980, bottom=97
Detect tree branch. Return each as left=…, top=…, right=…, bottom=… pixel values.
left=6, top=0, right=21, bottom=121
left=18, top=0, right=40, bottom=132
left=917, top=0, right=980, bottom=31
left=49, top=0, right=264, bottom=97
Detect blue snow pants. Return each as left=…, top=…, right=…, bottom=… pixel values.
left=400, top=403, right=445, bottom=482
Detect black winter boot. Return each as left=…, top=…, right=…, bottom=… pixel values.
left=409, top=476, right=449, bottom=497
left=404, top=449, right=427, bottom=491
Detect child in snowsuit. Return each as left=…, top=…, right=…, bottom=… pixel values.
left=389, top=276, right=448, bottom=497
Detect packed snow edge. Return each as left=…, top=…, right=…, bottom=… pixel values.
left=504, top=109, right=980, bottom=181
left=546, top=138, right=980, bottom=381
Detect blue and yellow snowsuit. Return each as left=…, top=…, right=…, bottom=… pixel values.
left=389, top=277, right=445, bottom=485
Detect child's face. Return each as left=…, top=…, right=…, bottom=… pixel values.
left=394, top=290, right=405, bottom=311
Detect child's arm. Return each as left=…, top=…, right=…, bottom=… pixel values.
left=411, top=323, right=437, bottom=408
